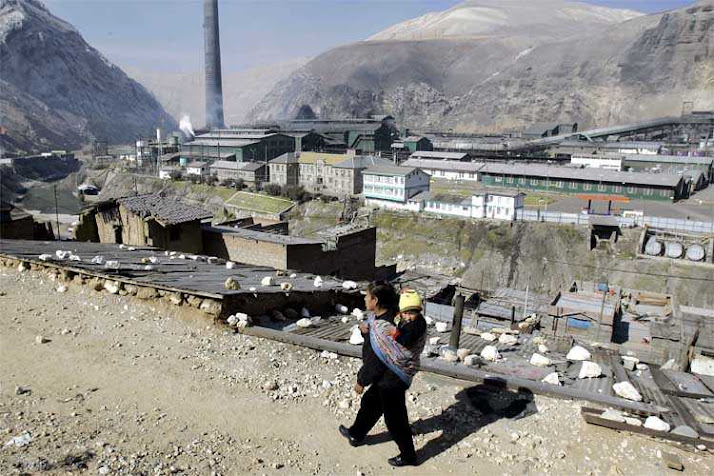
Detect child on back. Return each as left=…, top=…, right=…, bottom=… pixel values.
left=391, top=290, right=427, bottom=350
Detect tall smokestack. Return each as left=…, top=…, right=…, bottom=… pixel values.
left=204, top=0, right=225, bottom=129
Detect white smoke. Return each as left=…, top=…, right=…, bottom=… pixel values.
left=179, top=114, right=195, bottom=138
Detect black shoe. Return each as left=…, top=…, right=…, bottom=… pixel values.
left=387, top=455, right=418, bottom=467
left=338, top=425, right=363, bottom=447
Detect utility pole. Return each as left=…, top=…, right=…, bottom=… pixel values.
left=522, top=276, right=530, bottom=320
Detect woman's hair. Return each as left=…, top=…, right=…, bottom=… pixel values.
left=367, top=281, right=399, bottom=313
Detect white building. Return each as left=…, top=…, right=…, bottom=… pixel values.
left=401, top=158, right=484, bottom=182
left=419, top=193, right=484, bottom=219
left=363, top=165, right=430, bottom=210
left=570, top=154, right=623, bottom=171
left=186, top=161, right=209, bottom=177
left=485, top=191, right=524, bottom=221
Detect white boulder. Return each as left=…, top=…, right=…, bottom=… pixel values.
left=480, top=345, right=500, bottom=362
left=435, top=322, right=448, bottom=333
left=541, top=372, right=561, bottom=386
left=538, top=344, right=549, bottom=354
left=530, top=353, right=551, bottom=367
left=296, top=318, right=312, bottom=328
left=313, top=276, right=323, bottom=288
left=103, top=280, right=120, bottom=294
left=456, top=348, right=471, bottom=361
left=225, top=261, right=235, bottom=269
left=38, top=254, right=53, bottom=261
left=613, top=381, right=643, bottom=401
left=261, top=276, right=274, bottom=286
left=349, top=327, right=364, bottom=345
left=463, top=355, right=480, bottom=366
left=644, top=416, right=670, bottom=432
left=498, top=334, right=518, bottom=346
left=441, top=348, right=459, bottom=363
left=480, top=332, right=497, bottom=342
left=335, top=304, right=349, bottom=314
left=578, top=361, right=603, bottom=379
left=351, top=308, right=364, bottom=320
left=601, top=409, right=626, bottom=423
left=342, top=280, right=357, bottom=290
left=567, top=345, right=592, bottom=361
left=428, top=336, right=440, bottom=346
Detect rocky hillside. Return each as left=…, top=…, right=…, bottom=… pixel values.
left=0, top=0, right=176, bottom=155
left=250, top=0, right=714, bottom=132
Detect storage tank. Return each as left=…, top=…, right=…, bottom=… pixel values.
left=644, top=237, right=662, bottom=256
left=665, top=241, right=683, bottom=259
left=686, top=244, right=705, bottom=262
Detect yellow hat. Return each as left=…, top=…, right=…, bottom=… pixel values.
left=399, top=290, right=422, bottom=313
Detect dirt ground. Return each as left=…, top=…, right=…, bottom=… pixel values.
left=1, top=265, right=712, bottom=475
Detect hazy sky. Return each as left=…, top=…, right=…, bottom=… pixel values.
left=42, top=0, right=695, bottom=73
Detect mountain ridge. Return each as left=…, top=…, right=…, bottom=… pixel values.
left=250, top=0, right=713, bottom=131
left=0, top=0, right=176, bottom=154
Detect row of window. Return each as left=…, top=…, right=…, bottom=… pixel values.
left=491, top=175, right=670, bottom=197
left=364, top=185, right=404, bottom=197
left=365, top=175, right=405, bottom=185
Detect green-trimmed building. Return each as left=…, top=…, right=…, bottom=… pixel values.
left=479, top=163, right=689, bottom=201
left=181, top=130, right=296, bottom=163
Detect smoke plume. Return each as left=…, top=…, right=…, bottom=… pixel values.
left=179, top=115, right=195, bottom=138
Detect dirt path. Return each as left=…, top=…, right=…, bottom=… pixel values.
left=1, top=265, right=712, bottom=474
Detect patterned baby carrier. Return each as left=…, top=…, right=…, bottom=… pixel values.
left=367, top=314, right=427, bottom=387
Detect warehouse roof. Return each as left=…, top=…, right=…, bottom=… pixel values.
left=621, top=154, right=713, bottom=166
left=270, top=153, right=300, bottom=164
left=409, top=151, right=470, bottom=160
left=332, top=156, right=393, bottom=169
left=206, top=225, right=322, bottom=246
left=402, top=158, right=484, bottom=172
left=184, top=139, right=260, bottom=147
left=210, top=160, right=264, bottom=172
left=480, top=163, right=684, bottom=187
left=118, top=194, right=212, bottom=226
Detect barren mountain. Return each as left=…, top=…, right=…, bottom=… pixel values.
left=0, top=0, right=176, bottom=154
left=124, top=57, right=308, bottom=127
left=250, top=0, right=714, bottom=132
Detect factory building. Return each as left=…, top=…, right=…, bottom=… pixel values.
left=479, top=163, right=689, bottom=201
left=181, top=130, right=295, bottom=163
left=401, top=158, right=483, bottom=181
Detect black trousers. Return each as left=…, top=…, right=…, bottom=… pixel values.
left=349, top=384, right=416, bottom=459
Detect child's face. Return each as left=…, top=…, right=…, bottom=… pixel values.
left=401, top=310, right=419, bottom=321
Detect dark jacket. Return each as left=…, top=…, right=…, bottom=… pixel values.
left=357, top=310, right=408, bottom=390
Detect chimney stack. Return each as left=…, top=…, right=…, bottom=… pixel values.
left=203, top=0, right=225, bottom=129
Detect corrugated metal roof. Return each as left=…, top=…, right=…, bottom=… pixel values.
left=364, top=165, right=418, bottom=176
left=402, top=158, right=485, bottom=172
left=118, top=194, right=212, bottom=225
left=410, top=151, right=469, bottom=160
left=480, top=163, right=684, bottom=187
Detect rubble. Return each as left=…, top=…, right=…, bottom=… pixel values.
left=662, top=452, right=684, bottom=471
left=644, top=416, right=670, bottom=432
left=566, top=346, right=591, bottom=361
left=578, top=361, right=602, bottom=379
left=280, top=282, right=293, bottom=291
left=480, top=332, right=497, bottom=342
left=56, top=284, right=68, bottom=293
left=320, top=350, right=338, bottom=360
left=4, top=433, right=32, bottom=448
left=612, top=381, right=642, bottom=402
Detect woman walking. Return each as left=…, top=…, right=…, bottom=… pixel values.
left=339, top=282, right=426, bottom=467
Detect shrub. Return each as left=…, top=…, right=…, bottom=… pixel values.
left=263, top=183, right=282, bottom=196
